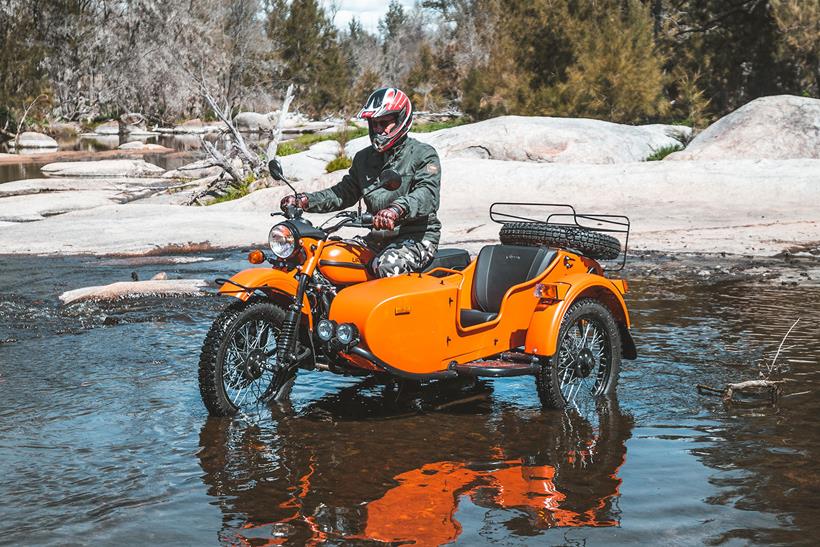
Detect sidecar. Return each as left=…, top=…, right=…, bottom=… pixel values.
left=316, top=203, right=637, bottom=409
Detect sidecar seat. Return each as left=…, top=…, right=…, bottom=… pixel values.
left=460, top=245, right=558, bottom=327
left=424, top=248, right=471, bottom=272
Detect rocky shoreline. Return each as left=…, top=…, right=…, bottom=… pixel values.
left=0, top=94, right=818, bottom=293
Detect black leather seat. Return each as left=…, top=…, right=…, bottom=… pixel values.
left=424, top=248, right=471, bottom=272
left=460, top=245, right=557, bottom=327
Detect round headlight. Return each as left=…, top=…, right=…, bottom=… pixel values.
left=268, top=224, right=297, bottom=258
left=336, top=323, right=359, bottom=345
left=316, top=319, right=336, bottom=342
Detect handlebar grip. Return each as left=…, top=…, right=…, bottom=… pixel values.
left=360, top=212, right=373, bottom=226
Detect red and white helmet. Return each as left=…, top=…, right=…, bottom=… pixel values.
left=358, top=87, right=413, bottom=152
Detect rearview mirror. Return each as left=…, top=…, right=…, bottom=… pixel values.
left=379, top=169, right=402, bottom=191
left=268, top=159, right=285, bottom=182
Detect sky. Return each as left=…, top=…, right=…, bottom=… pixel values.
left=327, top=0, right=417, bottom=32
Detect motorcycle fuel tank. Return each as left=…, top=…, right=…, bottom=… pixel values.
left=317, top=241, right=376, bottom=285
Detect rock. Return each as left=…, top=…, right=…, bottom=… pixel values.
left=95, top=120, right=121, bottom=135
left=59, top=278, right=208, bottom=304
left=150, top=272, right=168, bottom=280
left=410, top=116, right=689, bottom=163
left=162, top=159, right=222, bottom=180
left=117, top=142, right=170, bottom=151
left=233, top=112, right=274, bottom=132
left=282, top=121, right=336, bottom=134
left=46, top=122, right=81, bottom=137
left=666, top=95, right=820, bottom=161
left=0, top=177, right=168, bottom=199
left=0, top=191, right=119, bottom=222
left=40, top=159, right=165, bottom=177
left=173, top=119, right=207, bottom=134
left=306, top=140, right=341, bottom=161
left=7, top=132, right=59, bottom=149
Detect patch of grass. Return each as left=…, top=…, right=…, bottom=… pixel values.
left=276, top=141, right=301, bottom=156
left=275, top=126, right=368, bottom=157
left=326, top=155, right=352, bottom=173
left=645, top=144, right=684, bottom=161
left=412, top=117, right=467, bottom=133
left=209, top=173, right=255, bottom=204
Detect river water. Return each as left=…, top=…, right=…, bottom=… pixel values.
left=0, top=253, right=818, bottom=546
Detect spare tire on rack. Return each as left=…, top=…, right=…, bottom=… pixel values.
left=499, top=222, right=621, bottom=260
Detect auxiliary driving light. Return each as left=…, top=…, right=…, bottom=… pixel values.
left=316, top=319, right=336, bottom=342
left=336, top=323, right=359, bottom=345
left=248, top=249, right=266, bottom=264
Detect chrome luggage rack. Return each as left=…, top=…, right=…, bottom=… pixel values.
left=489, top=202, right=631, bottom=271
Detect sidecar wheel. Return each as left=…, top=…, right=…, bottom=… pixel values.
left=198, top=298, right=293, bottom=416
left=536, top=299, right=621, bottom=411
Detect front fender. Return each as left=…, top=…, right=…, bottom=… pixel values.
left=218, top=268, right=312, bottom=327
left=524, top=274, right=635, bottom=359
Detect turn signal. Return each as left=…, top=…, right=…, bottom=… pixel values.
left=248, top=249, right=266, bottom=264
left=533, top=283, right=559, bottom=300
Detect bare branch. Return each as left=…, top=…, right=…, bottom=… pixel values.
left=14, top=94, right=49, bottom=149
left=266, top=83, right=295, bottom=164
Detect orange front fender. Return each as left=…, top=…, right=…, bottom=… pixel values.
left=218, top=267, right=312, bottom=327
left=525, top=274, right=631, bottom=358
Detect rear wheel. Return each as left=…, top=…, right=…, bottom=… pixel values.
left=536, top=299, right=621, bottom=411
left=198, top=299, right=294, bottom=416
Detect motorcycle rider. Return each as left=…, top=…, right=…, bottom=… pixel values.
left=280, top=87, right=441, bottom=278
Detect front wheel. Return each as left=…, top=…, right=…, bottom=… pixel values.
left=536, top=299, right=621, bottom=411
left=198, top=298, right=294, bottom=416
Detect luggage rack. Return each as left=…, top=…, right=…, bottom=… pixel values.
left=489, top=202, right=631, bottom=271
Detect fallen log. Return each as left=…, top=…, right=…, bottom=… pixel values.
left=697, top=380, right=784, bottom=405
left=59, top=279, right=208, bottom=305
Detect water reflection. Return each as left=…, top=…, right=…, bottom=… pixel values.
left=198, top=381, right=633, bottom=545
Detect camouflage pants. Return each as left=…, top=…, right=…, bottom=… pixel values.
left=371, top=239, right=438, bottom=278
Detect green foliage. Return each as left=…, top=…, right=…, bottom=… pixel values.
left=209, top=181, right=252, bottom=204
left=645, top=144, right=684, bottom=161
left=412, top=118, right=467, bottom=133
left=275, top=127, right=367, bottom=157
left=326, top=156, right=352, bottom=172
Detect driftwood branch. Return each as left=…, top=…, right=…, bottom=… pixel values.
left=201, top=86, right=261, bottom=174
left=697, top=380, right=784, bottom=405
left=13, top=93, right=48, bottom=149
left=265, top=83, right=295, bottom=164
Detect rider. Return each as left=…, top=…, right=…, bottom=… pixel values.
left=280, top=87, right=441, bottom=278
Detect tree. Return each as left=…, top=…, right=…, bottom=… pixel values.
left=270, top=0, right=351, bottom=115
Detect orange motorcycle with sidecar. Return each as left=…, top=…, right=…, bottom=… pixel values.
left=198, top=160, right=637, bottom=416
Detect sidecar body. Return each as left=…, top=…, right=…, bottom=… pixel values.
left=319, top=204, right=636, bottom=382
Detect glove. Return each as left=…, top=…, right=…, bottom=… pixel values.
left=373, top=204, right=405, bottom=231
left=280, top=193, right=309, bottom=212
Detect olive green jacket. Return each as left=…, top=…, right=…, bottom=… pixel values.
left=304, top=137, right=442, bottom=245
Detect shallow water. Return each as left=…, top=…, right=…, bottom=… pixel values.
left=0, top=253, right=818, bottom=545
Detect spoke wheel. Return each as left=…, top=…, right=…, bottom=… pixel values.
left=537, top=299, right=621, bottom=411
left=199, top=299, right=292, bottom=416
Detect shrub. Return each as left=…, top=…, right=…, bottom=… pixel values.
left=412, top=117, right=467, bottom=133
left=326, top=155, right=352, bottom=172
left=645, top=144, right=684, bottom=161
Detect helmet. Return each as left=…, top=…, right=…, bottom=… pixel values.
left=358, top=87, right=413, bottom=152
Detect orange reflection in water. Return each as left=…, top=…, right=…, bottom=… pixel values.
left=361, top=458, right=620, bottom=546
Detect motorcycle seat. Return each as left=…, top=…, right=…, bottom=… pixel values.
left=424, top=248, right=471, bottom=272
left=460, top=245, right=557, bottom=327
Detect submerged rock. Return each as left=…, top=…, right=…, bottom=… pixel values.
left=41, top=159, right=165, bottom=177
left=667, top=95, right=820, bottom=161
left=59, top=278, right=208, bottom=305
